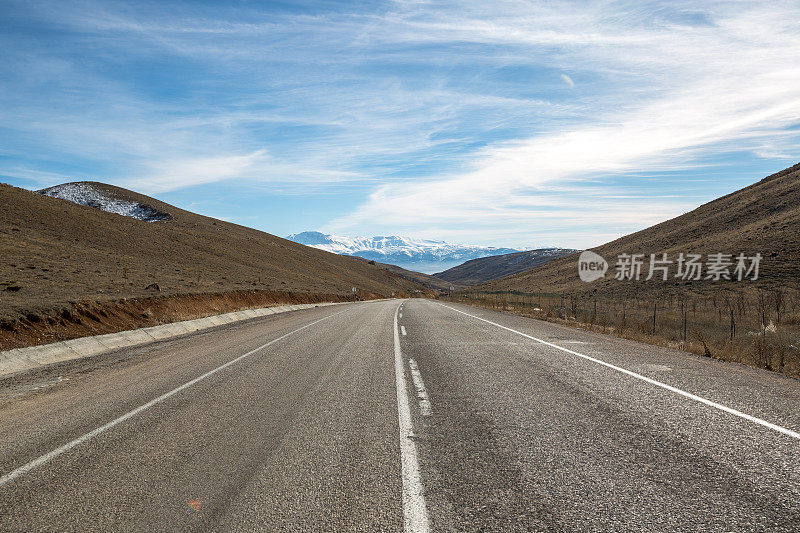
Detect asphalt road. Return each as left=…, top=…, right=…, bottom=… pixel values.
left=1, top=299, right=799, bottom=531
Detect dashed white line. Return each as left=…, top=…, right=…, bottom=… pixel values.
left=407, top=358, right=432, bottom=416
left=401, top=325, right=407, bottom=336
left=400, top=312, right=403, bottom=318
left=393, top=303, right=430, bottom=532
left=438, top=303, right=800, bottom=441
left=0, top=309, right=348, bottom=489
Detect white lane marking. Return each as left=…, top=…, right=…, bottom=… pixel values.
left=0, top=309, right=348, bottom=488
left=401, top=325, right=407, bottom=336
left=439, top=303, right=800, bottom=441
left=408, top=359, right=432, bottom=416
left=393, top=303, right=430, bottom=532
left=400, top=312, right=403, bottom=318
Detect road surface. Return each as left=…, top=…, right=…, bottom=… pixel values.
left=1, top=299, right=799, bottom=531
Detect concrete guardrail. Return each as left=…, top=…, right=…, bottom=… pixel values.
left=0, top=301, right=344, bottom=377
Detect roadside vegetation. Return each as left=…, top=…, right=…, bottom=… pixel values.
left=442, top=289, right=800, bottom=377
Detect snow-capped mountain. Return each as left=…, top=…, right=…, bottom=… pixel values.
left=287, top=231, right=523, bottom=273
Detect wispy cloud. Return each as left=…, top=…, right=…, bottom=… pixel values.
left=1, top=0, right=798, bottom=247
left=326, top=0, right=800, bottom=247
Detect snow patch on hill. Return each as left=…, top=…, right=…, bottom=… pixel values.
left=287, top=231, right=522, bottom=273
left=39, top=183, right=171, bottom=222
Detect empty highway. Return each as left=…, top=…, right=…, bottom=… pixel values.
left=1, top=299, right=799, bottom=531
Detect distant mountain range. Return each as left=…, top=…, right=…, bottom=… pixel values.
left=287, top=231, right=523, bottom=273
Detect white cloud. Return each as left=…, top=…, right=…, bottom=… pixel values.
left=3, top=0, right=800, bottom=248
left=327, top=0, right=800, bottom=247
left=129, top=150, right=267, bottom=192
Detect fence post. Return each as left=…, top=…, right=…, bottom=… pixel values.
left=682, top=301, right=687, bottom=341
left=652, top=302, right=657, bottom=335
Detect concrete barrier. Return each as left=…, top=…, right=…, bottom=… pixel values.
left=0, top=301, right=348, bottom=377
left=19, top=342, right=80, bottom=367
left=118, top=329, right=156, bottom=345
left=141, top=326, right=174, bottom=341
left=204, top=315, right=228, bottom=326
left=192, top=317, right=218, bottom=329
left=93, top=333, right=131, bottom=351
left=64, top=337, right=109, bottom=358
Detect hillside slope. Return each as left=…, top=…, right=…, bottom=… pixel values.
left=0, top=181, right=426, bottom=323
left=481, top=163, right=800, bottom=296
left=435, top=248, right=578, bottom=286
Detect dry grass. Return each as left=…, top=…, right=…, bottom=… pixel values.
left=444, top=290, right=800, bottom=377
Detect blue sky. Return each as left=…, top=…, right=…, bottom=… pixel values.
left=1, top=0, right=799, bottom=249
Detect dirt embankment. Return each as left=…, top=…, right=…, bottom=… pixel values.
left=0, top=289, right=399, bottom=350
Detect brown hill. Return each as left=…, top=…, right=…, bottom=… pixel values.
left=480, top=163, right=800, bottom=297
left=0, top=181, right=427, bottom=325
left=435, top=248, right=578, bottom=287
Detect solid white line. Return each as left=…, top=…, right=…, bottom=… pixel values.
left=0, top=309, right=348, bottom=488
left=438, top=303, right=800, bottom=441
left=408, top=358, right=432, bottom=416
left=401, top=325, right=407, bottom=336
left=393, top=303, right=430, bottom=532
